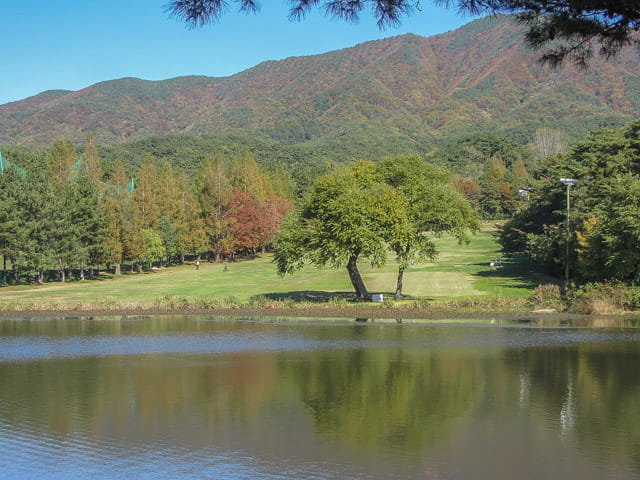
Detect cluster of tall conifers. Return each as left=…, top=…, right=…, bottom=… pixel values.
left=0, top=139, right=293, bottom=284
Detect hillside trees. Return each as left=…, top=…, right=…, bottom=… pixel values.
left=498, top=119, right=640, bottom=283
left=435, top=134, right=533, bottom=218
left=168, top=0, right=640, bottom=65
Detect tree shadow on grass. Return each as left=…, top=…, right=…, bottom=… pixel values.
left=257, top=290, right=437, bottom=304
left=471, top=255, right=554, bottom=290
left=259, top=291, right=357, bottom=303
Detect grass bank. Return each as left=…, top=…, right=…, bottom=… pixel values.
left=0, top=223, right=558, bottom=314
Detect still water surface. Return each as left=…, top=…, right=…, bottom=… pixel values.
left=1, top=315, right=639, bottom=479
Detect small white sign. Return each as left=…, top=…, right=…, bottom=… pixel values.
left=371, top=293, right=384, bottom=303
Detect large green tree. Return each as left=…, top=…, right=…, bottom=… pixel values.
left=168, top=0, right=640, bottom=65
left=19, top=167, right=58, bottom=284
left=274, top=161, right=409, bottom=300
left=66, top=172, right=109, bottom=279
left=377, top=156, right=480, bottom=299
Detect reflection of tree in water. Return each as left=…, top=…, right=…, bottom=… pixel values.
left=0, top=352, right=281, bottom=442
left=505, top=345, right=640, bottom=473
left=2, top=320, right=640, bottom=472
left=287, top=347, right=485, bottom=450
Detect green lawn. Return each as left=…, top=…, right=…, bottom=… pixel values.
left=0, top=222, right=554, bottom=307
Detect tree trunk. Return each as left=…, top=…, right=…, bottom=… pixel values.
left=179, top=253, right=185, bottom=265
left=80, top=263, right=85, bottom=281
left=395, top=245, right=411, bottom=301
left=58, top=258, right=65, bottom=282
left=138, top=264, right=142, bottom=273
left=37, top=271, right=43, bottom=285
left=346, top=255, right=369, bottom=300
left=89, top=266, right=94, bottom=279
left=115, top=263, right=121, bottom=276
left=395, top=264, right=405, bottom=300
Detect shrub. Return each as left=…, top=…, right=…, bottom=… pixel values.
left=568, top=282, right=637, bottom=314
left=529, top=284, right=564, bottom=310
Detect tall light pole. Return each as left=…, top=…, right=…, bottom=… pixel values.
left=560, top=177, right=576, bottom=288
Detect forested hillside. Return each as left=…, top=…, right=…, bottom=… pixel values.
left=2, top=15, right=639, bottom=150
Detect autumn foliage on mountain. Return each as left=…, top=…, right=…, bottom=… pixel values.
left=3, top=15, right=640, bottom=151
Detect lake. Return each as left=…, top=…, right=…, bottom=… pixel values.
left=1, top=315, right=639, bottom=479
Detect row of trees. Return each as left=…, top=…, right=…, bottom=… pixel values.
left=0, top=139, right=293, bottom=284
left=498, top=120, right=640, bottom=284
left=274, top=156, right=480, bottom=300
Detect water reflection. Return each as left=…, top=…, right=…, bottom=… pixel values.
left=0, top=316, right=639, bottom=479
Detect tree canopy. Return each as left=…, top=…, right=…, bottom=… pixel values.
left=167, top=0, right=640, bottom=65
left=274, top=158, right=479, bottom=300
left=497, top=119, right=640, bottom=283
left=274, top=161, right=408, bottom=300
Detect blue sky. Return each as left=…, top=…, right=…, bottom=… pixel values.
left=1, top=0, right=476, bottom=105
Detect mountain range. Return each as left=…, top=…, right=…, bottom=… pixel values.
left=2, top=15, right=640, bottom=151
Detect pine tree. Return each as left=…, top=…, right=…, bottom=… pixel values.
left=66, top=173, right=109, bottom=279
left=0, top=166, right=25, bottom=284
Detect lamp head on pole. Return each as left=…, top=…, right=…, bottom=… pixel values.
left=560, top=177, right=576, bottom=187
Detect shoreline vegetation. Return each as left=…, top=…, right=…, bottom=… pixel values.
left=2, top=224, right=638, bottom=318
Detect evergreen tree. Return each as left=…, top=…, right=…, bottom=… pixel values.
left=66, top=172, right=109, bottom=279
left=0, top=166, right=25, bottom=284
left=20, top=167, right=57, bottom=284
left=157, top=216, right=179, bottom=264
